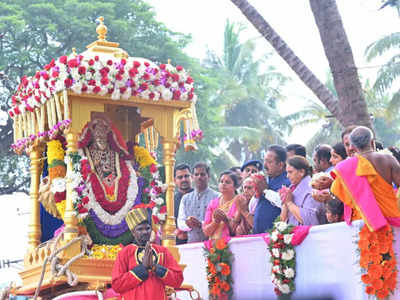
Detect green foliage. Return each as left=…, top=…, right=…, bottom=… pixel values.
left=365, top=31, right=400, bottom=112
left=0, top=0, right=196, bottom=194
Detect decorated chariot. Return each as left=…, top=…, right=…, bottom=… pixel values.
left=7, top=17, right=201, bottom=299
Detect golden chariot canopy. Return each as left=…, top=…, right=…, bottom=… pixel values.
left=9, top=16, right=202, bottom=155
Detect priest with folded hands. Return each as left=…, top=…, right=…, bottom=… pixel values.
left=112, top=208, right=183, bottom=299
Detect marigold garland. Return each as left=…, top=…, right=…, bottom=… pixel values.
left=85, top=244, right=122, bottom=260
left=358, top=224, right=397, bottom=299
left=204, top=238, right=234, bottom=300
left=134, top=145, right=157, bottom=168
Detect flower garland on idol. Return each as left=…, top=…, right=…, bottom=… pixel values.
left=8, top=54, right=197, bottom=119
left=358, top=224, right=397, bottom=299
left=268, top=218, right=296, bottom=298
left=204, top=238, right=234, bottom=300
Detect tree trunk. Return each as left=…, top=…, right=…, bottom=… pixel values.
left=230, top=0, right=341, bottom=123
left=309, top=0, right=372, bottom=128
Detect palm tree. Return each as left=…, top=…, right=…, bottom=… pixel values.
left=229, top=0, right=372, bottom=128
left=204, top=20, right=289, bottom=162
left=365, top=32, right=400, bottom=110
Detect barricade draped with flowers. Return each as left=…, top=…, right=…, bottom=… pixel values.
left=358, top=224, right=397, bottom=299
left=204, top=238, right=234, bottom=300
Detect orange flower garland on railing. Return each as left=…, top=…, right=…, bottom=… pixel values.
left=358, top=224, right=397, bottom=299
left=204, top=238, right=234, bottom=300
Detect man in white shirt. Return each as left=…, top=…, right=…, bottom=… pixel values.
left=177, top=162, right=219, bottom=243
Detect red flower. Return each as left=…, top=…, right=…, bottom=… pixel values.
left=93, top=86, right=101, bottom=93
left=176, top=65, right=183, bottom=71
left=108, top=88, right=114, bottom=94
left=120, top=87, right=127, bottom=94
left=133, top=61, right=141, bottom=68
left=171, top=73, right=179, bottom=82
left=88, top=59, right=95, bottom=66
left=14, top=106, right=21, bottom=115
left=82, top=196, right=89, bottom=205
left=149, top=164, right=158, bottom=173
left=159, top=206, right=167, bottom=214
left=144, top=62, right=150, bottom=67
left=8, top=110, right=14, bottom=118
left=159, top=64, right=166, bottom=70
left=107, top=59, right=113, bottom=66
left=139, top=83, right=148, bottom=91
left=142, top=73, right=150, bottom=80
left=64, top=78, right=73, bottom=88
left=120, top=58, right=127, bottom=65
left=129, top=68, right=138, bottom=77
left=153, top=79, right=160, bottom=86
left=59, top=56, right=68, bottom=64
left=88, top=79, right=96, bottom=86
left=78, top=66, right=86, bottom=75
left=42, top=72, right=49, bottom=80
left=115, top=73, right=123, bottom=81
left=100, top=77, right=109, bottom=86
left=35, top=72, right=40, bottom=79
left=149, top=92, right=155, bottom=99
left=152, top=214, right=160, bottom=224
left=173, top=90, right=181, bottom=100
left=188, top=93, right=194, bottom=100
left=68, top=58, right=79, bottom=68
left=52, top=70, right=59, bottom=78
left=94, top=56, right=99, bottom=61
left=81, top=85, right=88, bottom=92
left=99, top=67, right=109, bottom=77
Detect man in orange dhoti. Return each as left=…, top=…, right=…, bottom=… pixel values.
left=331, top=126, right=400, bottom=230
left=112, top=208, right=183, bottom=299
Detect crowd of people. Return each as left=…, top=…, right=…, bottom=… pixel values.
left=173, top=125, right=400, bottom=244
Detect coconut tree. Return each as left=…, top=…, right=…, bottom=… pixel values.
left=365, top=31, right=400, bottom=110
left=204, top=20, right=289, bottom=162
left=229, top=0, right=372, bottom=128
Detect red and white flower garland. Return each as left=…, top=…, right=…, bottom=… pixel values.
left=268, top=219, right=296, bottom=297
left=9, top=54, right=196, bottom=119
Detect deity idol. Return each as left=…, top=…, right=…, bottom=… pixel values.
left=78, top=114, right=141, bottom=245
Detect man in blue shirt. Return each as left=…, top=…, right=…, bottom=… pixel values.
left=264, top=145, right=291, bottom=191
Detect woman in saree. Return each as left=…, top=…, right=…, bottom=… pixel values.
left=203, top=171, right=238, bottom=239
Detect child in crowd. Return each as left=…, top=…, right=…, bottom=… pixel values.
left=325, top=198, right=344, bottom=223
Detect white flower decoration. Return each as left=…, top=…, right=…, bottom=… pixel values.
left=279, top=284, right=290, bottom=294
left=271, top=231, right=279, bottom=242
left=276, top=221, right=288, bottom=232
left=51, top=178, right=66, bottom=193
left=283, top=234, right=293, bottom=245
left=272, top=265, right=281, bottom=274
left=281, top=249, right=295, bottom=261
left=283, top=268, right=295, bottom=279
left=272, top=248, right=280, bottom=258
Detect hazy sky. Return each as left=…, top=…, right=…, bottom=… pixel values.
left=147, top=0, right=400, bottom=142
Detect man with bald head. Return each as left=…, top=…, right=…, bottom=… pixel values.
left=331, top=126, right=400, bottom=229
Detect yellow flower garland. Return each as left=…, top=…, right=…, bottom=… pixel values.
left=47, top=140, right=65, bottom=164
left=85, top=244, right=122, bottom=260
left=134, top=145, right=157, bottom=168
left=55, top=201, right=66, bottom=220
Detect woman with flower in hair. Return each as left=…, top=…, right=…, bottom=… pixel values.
left=203, top=171, right=238, bottom=239
left=280, top=156, right=325, bottom=225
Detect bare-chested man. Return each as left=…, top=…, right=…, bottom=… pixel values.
left=331, top=126, right=400, bottom=226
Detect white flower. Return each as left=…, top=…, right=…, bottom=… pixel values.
left=157, top=213, right=166, bottom=221
left=161, top=89, right=173, bottom=100
left=152, top=206, right=159, bottom=215
left=272, top=248, right=280, bottom=258
left=153, top=197, right=164, bottom=205
left=283, top=268, right=295, bottom=279
left=283, top=234, right=293, bottom=245
left=281, top=249, right=295, bottom=261
left=271, top=231, right=279, bottom=242
left=276, top=221, right=288, bottom=232
left=272, top=265, right=281, bottom=274
left=51, top=178, right=66, bottom=193
left=279, top=284, right=290, bottom=294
